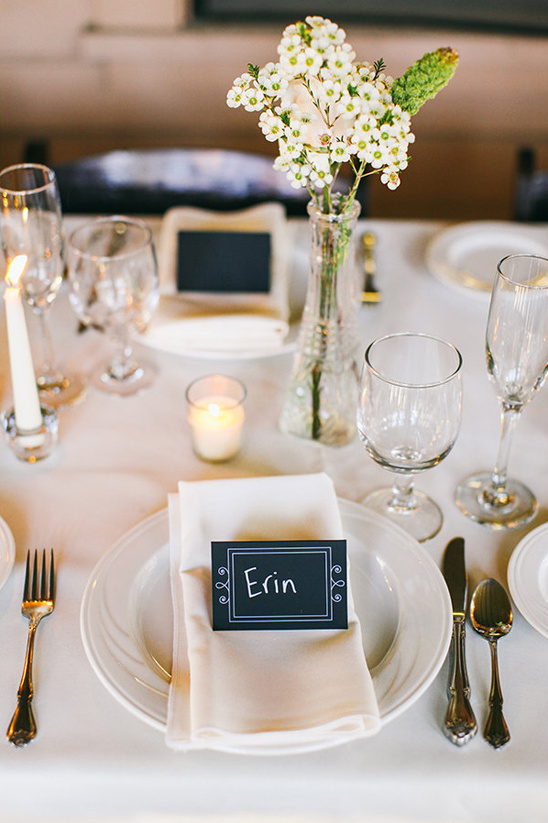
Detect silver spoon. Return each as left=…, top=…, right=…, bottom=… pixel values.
left=470, top=578, right=513, bottom=749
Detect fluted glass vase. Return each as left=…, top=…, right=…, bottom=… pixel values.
left=280, top=197, right=361, bottom=446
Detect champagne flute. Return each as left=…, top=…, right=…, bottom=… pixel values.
left=67, top=216, right=159, bottom=396
left=0, top=163, right=85, bottom=408
left=456, top=253, right=548, bottom=529
left=357, top=332, right=463, bottom=542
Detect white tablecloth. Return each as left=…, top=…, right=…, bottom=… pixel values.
left=1, top=216, right=548, bottom=822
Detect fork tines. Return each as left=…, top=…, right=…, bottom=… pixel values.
left=24, top=549, right=55, bottom=604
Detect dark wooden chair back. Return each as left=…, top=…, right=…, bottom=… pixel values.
left=514, top=148, right=548, bottom=222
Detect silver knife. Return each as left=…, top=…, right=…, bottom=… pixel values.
left=441, top=536, right=477, bottom=746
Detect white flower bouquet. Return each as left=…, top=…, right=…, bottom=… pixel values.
left=227, top=15, right=458, bottom=215
left=227, top=16, right=459, bottom=444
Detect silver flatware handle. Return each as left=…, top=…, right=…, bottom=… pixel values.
left=484, top=639, right=510, bottom=749
left=361, top=232, right=381, bottom=303
left=7, top=622, right=38, bottom=747
left=444, top=617, right=477, bottom=746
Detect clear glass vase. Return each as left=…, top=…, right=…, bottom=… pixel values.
left=279, top=197, right=361, bottom=446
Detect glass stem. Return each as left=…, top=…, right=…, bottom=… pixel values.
left=107, top=329, right=137, bottom=382
left=484, top=405, right=521, bottom=507
left=389, top=473, right=417, bottom=513
left=36, top=307, right=60, bottom=383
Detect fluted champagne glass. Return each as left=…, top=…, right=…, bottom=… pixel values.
left=456, top=254, right=548, bottom=528
left=67, top=216, right=159, bottom=396
left=0, top=163, right=85, bottom=408
left=357, top=332, right=463, bottom=542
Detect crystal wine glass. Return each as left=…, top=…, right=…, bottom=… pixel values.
left=0, top=163, right=85, bottom=408
left=456, top=253, right=548, bottom=529
left=67, top=216, right=159, bottom=396
left=357, top=332, right=463, bottom=542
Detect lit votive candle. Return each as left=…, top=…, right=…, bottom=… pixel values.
left=186, top=375, right=246, bottom=462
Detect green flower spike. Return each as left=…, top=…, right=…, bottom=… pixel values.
left=391, top=47, right=459, bottom=115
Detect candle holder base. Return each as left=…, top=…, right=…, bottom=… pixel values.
left=1, top=406, right=58, bottom=462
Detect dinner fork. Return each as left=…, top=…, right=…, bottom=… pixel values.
left=7, top=549, right=55, bottom=747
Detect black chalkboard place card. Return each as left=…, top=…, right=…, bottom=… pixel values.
left=211, top=540, right=348, bottom=631
left=176, top=230, right=271, bottom=294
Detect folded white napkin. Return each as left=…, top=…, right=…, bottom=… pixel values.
left=167, top=473, right=381, bottom=754
left=144, top=309, right=289, bottom=355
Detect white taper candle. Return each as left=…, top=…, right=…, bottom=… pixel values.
left=4, top=255, right=43, bottom=431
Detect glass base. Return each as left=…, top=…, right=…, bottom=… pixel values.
left=1, top=406, right=58, bottom=462
left=92, top=358, right=156, bottom=396
left=37, top=372, right=86, bottom=410
left=361, top=486, right=442, bottom=543
left=455, top=472, right=538, bottom=530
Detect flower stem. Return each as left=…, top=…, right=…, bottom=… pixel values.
left=311, top=362, right=322, bottom=439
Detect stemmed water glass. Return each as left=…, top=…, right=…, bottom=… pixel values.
left=357, top=332, right=463, bottom=542
left=456, top=253, right=548, bottom=529
left=0, top=163, right=85, bottom=408
left=67, top=216, right=159, bottom=396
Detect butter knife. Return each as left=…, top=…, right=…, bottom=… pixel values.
left=441, top=536, right=477, bottom=746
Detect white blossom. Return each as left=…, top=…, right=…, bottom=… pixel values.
left=227, top=15, right=418, bottom=207
left=381, top=168, right=401, bottom=189
left=330, top=140, right=353, bottom=163
left=258, top=110, right=284, bottom=141
left=286, top=162, right=311, bottom=189
left=241, top=87, right=265, bottom=112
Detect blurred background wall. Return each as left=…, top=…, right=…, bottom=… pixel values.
left=0, top=0, right=547, bottom=220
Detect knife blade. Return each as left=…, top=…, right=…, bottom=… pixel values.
left=441, top=536, right=477, bottom=746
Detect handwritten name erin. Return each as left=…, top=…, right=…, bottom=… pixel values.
left=244, top=567, right=297, bottom=599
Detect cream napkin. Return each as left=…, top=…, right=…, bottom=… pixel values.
left=144, top=306, right=289, bottom=355
left=167, top=473, right=381, bottom=754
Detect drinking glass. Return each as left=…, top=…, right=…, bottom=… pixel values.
left=456, top=253, right=548, bottom=529
left=67, top=216, right=159, bottom=396
left=357, top=332, right=463, bottom=542
left=0, top=163, right=85, bottom=408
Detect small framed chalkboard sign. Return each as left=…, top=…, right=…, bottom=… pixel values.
left=157, top=203, right=289, bottom=320
left=211, top=539, right=348, bottom=631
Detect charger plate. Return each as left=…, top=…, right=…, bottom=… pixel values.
left=80, top=499, right=452, bottom=751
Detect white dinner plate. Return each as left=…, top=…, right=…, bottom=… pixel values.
left=426, top=221, right=548, bottom=295
left=508, top=522, right=548, bottom=639
left=80, top=499, right=452, bottom=752
left=0, top=515, right=15, bottom=591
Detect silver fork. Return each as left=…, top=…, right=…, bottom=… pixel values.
left=7, top=549, right=55, bottom=747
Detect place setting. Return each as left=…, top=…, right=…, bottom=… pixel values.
left=140, top=202, right=296, bottom=360
left=80, top=471, right=453, bottom=754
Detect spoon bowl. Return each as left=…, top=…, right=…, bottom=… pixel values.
left=470, top=578, right=513, bottom=749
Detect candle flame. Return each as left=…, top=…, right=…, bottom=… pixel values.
left=5, top=255, right=28, bottom=287
left=207, top=402, right=222, bottom=417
